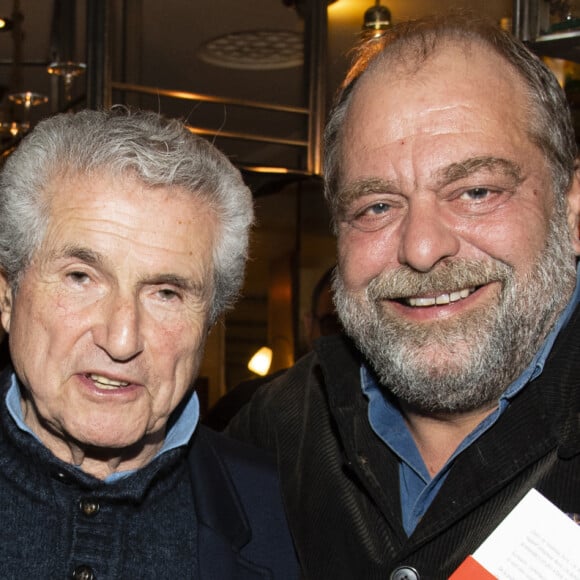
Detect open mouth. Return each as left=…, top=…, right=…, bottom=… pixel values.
left=401, top=286, right=478, bottom=307
left=88, top=373, right=131, bottom=390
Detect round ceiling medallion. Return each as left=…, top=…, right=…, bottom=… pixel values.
left=198, top=29, right=303, bottom=70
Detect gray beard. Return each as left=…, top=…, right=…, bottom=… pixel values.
left=334, top=198, right=577, bottom=414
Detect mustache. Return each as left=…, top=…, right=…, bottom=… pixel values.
left=366, top=259, right=513, bottom=301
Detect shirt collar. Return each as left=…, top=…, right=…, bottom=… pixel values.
left=6, top=374, right=200, bottom=482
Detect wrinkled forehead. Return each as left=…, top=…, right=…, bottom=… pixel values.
left=341, top=38, right=531, bottom=161
left=333, top=40, right=537, bottom=205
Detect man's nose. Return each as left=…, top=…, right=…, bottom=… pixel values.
left=93, top=293, right=144, bottom=362
left=397, top=198, right=460, bottom=272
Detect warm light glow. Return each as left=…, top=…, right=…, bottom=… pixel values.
left=328, top=0, right=368, bottom=24
left=243, top=165, right=290, bottom=174
left=0, top=17, right=12, bottom=31
left=543, top=57, right=567, bottom=88
left=248, top=346, right=273, bottom=376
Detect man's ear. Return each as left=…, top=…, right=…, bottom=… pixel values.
left=567, top=166, right=580, bottom=256
left=0, top=272, right=14, bottom=334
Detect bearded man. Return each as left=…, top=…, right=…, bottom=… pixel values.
left=227, top=13, right=580, bottom=579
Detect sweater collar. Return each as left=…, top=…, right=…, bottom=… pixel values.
left=4, top=373, right=199, bottom=483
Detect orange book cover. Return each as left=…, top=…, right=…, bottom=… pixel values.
left=449, top=556, right=498, bottom=580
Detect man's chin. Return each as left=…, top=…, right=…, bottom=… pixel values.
left=369, top=319, right=485, bottom=369
left=361, top=334, right=504, bottom=413
left=398, top=341, right=473, bottom=370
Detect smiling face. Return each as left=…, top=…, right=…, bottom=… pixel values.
left=0, top=171, right=217, bottom=473
left=334, top=41, right=580, bottom=413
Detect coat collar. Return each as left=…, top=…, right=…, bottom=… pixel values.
left=315, top=305, right=580, bottom=553
left=187, top=426, right=252, bottom=549
left=187, top=426, right=287, bottom=579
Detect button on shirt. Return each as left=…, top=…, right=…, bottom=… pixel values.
left=362, top=266, right=580, bottom=535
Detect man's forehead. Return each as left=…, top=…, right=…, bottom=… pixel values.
left=336, top=41, right=531, bottom=184
left=355, top=36, right=507, bottom=82
left=47, top=169, right=146, bottom=199
left=41, top=171, right=216, bottom=256
left=346, top=37, right=523, bottom=124
left=45, top=169, right=208, bottom=215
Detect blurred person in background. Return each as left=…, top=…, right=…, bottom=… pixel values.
left=204, top=264, right=341, bottom=431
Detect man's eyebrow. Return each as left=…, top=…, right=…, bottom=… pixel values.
left=435, top=156, right=524, bottom=188
left=56, top=244, right=104, bottom=266
left=336, top=177, right=397, bottom=216
left=55, top=244, right=206, bottom=295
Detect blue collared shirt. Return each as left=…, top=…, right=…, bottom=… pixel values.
left=362, top=266, right=580, bottom=535
left=5, top=375, right=200, bottom=483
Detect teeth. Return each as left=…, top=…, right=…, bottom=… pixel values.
left=407, top=287, right=473, bottom=307
left=89, top=374, right=130, bottom=389
left=411, top=296, right=437, bottom=307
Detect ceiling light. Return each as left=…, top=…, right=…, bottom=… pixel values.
left=362, top=0, right=391, bottom=34
left=8, top=92, right=48, bottom=109
left=47, top=61, right=87, bottom=79
left=7, top=92, right=49, bottom=133
left=47, top=61, right=87, bottom=102
left=0, top=121, right=25, bottom=137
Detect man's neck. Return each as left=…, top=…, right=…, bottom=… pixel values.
left=21, top=400, right=165, bottom=480
left=402, top=403, right=497, bottom=477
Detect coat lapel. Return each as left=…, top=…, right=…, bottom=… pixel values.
left=187, top=427, right=273, bottom=579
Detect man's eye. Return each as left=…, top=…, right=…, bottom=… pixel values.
left=460, top=187, right=492, bottom=201
left=67, top=271, right=90, bottom=284
left=348, top=202, right=393, bottom=232
left=365, top=202, right=390, bottom=215
left=158, top=288, right=180, bottom=301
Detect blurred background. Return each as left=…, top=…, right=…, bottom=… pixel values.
left=0, top=0, right=577, bottom=412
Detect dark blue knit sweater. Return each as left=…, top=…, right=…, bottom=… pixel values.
left=0, top=381, right=201, bottom=578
